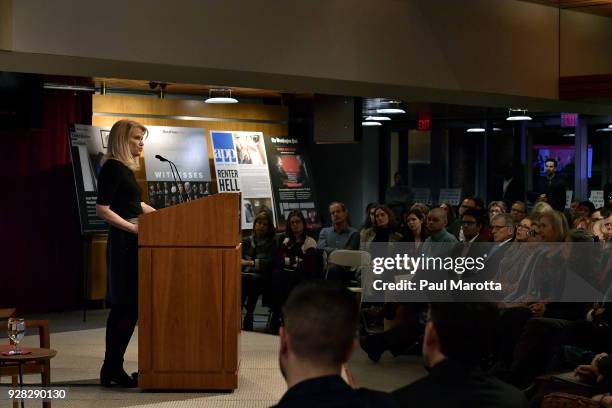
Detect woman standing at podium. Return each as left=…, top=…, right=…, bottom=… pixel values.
left=95, top=119, right=156, bottom=387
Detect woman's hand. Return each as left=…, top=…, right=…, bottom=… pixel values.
left=129, top=223, right=139, bottom=235
left=241, top=259, right=255, bottom=267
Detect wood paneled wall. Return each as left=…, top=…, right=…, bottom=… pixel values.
left=87, top=94, right=287, bottom=300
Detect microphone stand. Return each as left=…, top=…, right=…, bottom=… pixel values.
left=169, top=161, right=190, bottom=202
left=155, top=155, right=189, bottom=203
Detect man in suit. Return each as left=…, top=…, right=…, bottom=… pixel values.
left=273, top=282, right=398, bottom=408
left=533, top=159, right=567, bottom=212
left=392, top=303, right=527, bottom=408
left=481, top=213, right=515, bottom=281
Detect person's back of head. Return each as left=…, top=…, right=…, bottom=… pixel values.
left=281, top=281, right=359, bottom=370
left=424, top=302, right=498, bottom=367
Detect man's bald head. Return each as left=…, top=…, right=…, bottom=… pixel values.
left=427, top=207, right=448, bottom=234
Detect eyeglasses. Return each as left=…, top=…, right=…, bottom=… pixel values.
left=462, top=220, right=477, bottom=226
left=490, top=224, right=510, bottom=230
left=517, top=225, right=530, bottom=230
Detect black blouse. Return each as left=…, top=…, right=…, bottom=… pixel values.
left=96, top=159, right=143, bottom=219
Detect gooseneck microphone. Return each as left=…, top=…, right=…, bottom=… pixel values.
left=154, top=155, right=189, bottom=203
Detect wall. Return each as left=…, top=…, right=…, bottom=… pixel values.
left=0, top=0, right=566, bottom=100
left=560, top=9, right=612, bottom=77
left=309, top=128, right=380, bottom=228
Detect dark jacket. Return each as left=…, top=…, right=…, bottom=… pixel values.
left=533, top=174, right=567, bottom=212
left=273, top=375, right=398, bottom=408
left=392, top=359, right=527, bottom=408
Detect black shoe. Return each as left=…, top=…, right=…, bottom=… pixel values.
left=242, top=314, right=254, bottom=331
left=360, top=334, right=385, bottom=363
left=100, top=365, right=138, bottom=388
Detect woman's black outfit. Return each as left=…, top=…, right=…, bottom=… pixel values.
left=241, top=235, right=277, bottom=330
left=96, top=159, right=143, bottom=387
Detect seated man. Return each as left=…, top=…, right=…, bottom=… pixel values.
left=392, top=303, right=527, bottom=408
left=274, top=282, right=398, bottom=408
left=317, top=202, right=360, bottom=283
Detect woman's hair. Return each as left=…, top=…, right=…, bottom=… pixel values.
left=253, top=210, right=276, bottom=241
left=439, top=203, right=456, bottom=224
left=361, top=202, right=379, bottom=230
left=531, top=201, right=553, bottom=218
left=410, top=202, right=430, bottom=218
left=374, top=205, right=398, bottom=230
left=488, top=201, right=507, bottom=213
left=407, top=208, right=425, bottom=222
left=286, top=210, right=308, bottom=243
left=538, top=210, right=569, bottom=242
left=104, top=119, right=148, bottom=170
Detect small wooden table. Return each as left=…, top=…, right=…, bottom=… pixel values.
left=0, top=345, right=57, bottom=408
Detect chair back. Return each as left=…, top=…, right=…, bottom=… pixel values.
left=328, top=250, right=371, bottom=268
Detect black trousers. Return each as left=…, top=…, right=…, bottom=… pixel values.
left=242, top=275, right=266, bottom=315
left=103, top=303, right=138, bottom=370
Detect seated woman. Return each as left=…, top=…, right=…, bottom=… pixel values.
left=269, top=210, right=319, bottom=332
left=241, top=211, right=277, bottom=331
left=360, top=205, right=403, bottom=250
left=400, top=207, right=428, bottom=250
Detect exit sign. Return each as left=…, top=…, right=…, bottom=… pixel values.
left=417, top=112, right=431, bottom=131
left=561, top=113, right=577, bottom=127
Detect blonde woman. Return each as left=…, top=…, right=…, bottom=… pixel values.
left=95, top=120, right=155, bottom=387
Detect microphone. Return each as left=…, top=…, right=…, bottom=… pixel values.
left=155, top=154, right=189, bottom=203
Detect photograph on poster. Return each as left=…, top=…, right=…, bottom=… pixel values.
left=235, top=133, right=267, bottom=165
left=243, top=197, right=273, bottom=222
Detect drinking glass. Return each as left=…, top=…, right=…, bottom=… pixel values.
left=7, top=318, right=25, bottom=355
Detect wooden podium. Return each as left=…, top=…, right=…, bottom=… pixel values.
left=137, top=193, right=241, bottom=390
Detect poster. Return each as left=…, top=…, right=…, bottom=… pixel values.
left=211, top=131, right=276, bottom=229
left=264, top=136, right=320, bottom=230
left=68, top=124, right=111, bottom=233
left=142, top=126, right=211, bottom=209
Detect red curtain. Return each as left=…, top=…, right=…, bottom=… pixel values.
left=0, top=90, right=92, bottom=313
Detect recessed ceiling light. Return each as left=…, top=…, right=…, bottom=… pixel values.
left=608, top=124, right=612, bottom=128
left=205, top=88, right=238, bottom=104
left=493, top=128, right=502, bottom=131
left=364, top=116, right=391, bottom=121
left=362, top=121, right=382, bottom=126
left=563, top=133, right=575, bottom=137
left=376, top=108, right=405, bottom=114
left=596, top=128, right=612, bottom=132
left=466, top=128, right=485, bottom=133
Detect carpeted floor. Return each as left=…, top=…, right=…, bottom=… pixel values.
left=0, top=309, right=426, bottom=407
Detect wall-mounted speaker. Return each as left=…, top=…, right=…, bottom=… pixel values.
left=313, top=94, right=362, bottom=143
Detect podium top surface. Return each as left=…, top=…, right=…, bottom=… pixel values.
left=138, top=193, right=240, bottom=247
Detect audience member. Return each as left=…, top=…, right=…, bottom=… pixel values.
left=360, top=205, right=403, bottom=250
left=422, top=208, right=458, bottom=258
left=391, top=303, right=528, bottom=408
left=532, top=158, right=567, bottom=212
left=270, top=210, right=319, bottom=333
left=510, top=201, right=527, bottom=224
left=400, top=208, right=429, bottom=249
left=273, top=282, right=398, bottom=408
left=359, top=202, right=379, bottom=240
left=448, top=196, right=478, bottom=239
left=317, top=202, right=360, bottom=283
left=488, top=201, right=508, bottom=223
left=241, top=211, right=278, bottom=331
